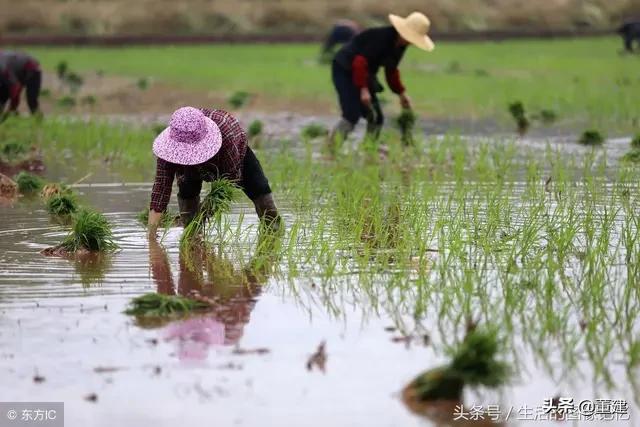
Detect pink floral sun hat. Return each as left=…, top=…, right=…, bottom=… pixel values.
left=153, top=106, right=222, bottom=165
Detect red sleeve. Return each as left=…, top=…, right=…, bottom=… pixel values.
left=385, top=68, right=405, bottom=94
left=351, top=55, right=369, bottom=89
left=150, top=158, right=176, bottom=212
left=9, top=83, right=22, bottom=111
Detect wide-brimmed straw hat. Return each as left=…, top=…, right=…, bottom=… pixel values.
left=153, top=106, right=222, bottom=165
left=389, top=12, right=435, bottom=52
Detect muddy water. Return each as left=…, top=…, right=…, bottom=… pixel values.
left=0, top=185, right=637, bottom=427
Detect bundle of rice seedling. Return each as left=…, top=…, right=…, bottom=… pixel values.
left=396, top=109, right=416, bottom=146
left=508, top=101, right=530, bottom=135
left=60, top=209, right=118, bottom=252
left=40, top=182, right=71, bottom=200
left=621, top=150, right=640, bottom=163
left=14, top=172, right=44, bottom=194
left=301, top=122, right=329, bottom=140
left=46, top=193, right=78, bottom=216
left=0, top=173, right=17, bottom=199
left=631, top=134, right=640, bottom=150
left=180, top=179, right=238, bottom=248
left=124, top=293, right=210, bottom=317
left=578, top=130, right=605, bottom=146
left=137, top=208, right=177, bottom=228
left=248, top=120, right=264, bottom=138
left=406, top=328, right=510, bottom=402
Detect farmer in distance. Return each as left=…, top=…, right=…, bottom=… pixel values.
left=0, top=51, right=42, bottom=119
left=328, top=12, right=435, bottom=146
left=147, top=106, right=280, bottom=236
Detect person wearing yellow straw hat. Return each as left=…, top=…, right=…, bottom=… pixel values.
left=328, top=12, right=434, bottom=147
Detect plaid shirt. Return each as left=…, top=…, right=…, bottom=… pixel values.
left=150, top=109, right=247, bottom=212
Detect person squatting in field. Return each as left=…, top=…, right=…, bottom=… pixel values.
left=328, top=12, right=435, bottom=146
left=147, top=107, right=280, bottom=236
left=618, top=21, right=640, bottom=53
left=0, top=51, right=42, bottom=119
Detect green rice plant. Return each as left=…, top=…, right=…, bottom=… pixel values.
left=621, top=150, right=640, bottom=163
left=80, top=95, right=97, bottom=106
left=0, top=141, right=28, bottom=163
left=137, top=208, right=176, bottom=228
left=248, top=119, right=263, bottom=138
left=227, top=91, right=251, bottom=109
left=46, top=193, right=78, bottom=216
left=56, top=61, right=68, bottom=80
left=579, top=130, right=605, bottom=146
left=534, top=109, right=558, bottom=125
left=14, top=172, right=44, bottom=194
left=631, top=134, right=640, bottom=150
left=136, top=77, right=149, bottom=90
left=301, top=122, right=328, bottom=139
left=508, top=101, right=529, bottom=134
left=56, top=96, right=77, bottom=108
left=64, top=72, right=84, bottom=93
left=408, top=328, right=510, bottom=401
left=180, top=179, right=238, bottom=248
left=396, top=109, right=416, bottom=146
left=60, top=209, right=118, bottom=252
left=124, top=293, right=210, bottom=317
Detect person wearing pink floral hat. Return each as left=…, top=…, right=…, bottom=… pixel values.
left=147, top=106, right=279, bottom=236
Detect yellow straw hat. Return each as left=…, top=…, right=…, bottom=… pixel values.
left=388, top=12, right=435, bottom=52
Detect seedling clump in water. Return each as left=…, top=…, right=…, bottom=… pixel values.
left=508, top=101, right=530, bottom=135
left=578, top=130, right=604, bottom=146
left=405, top=329, right=510, bottom=401
left=631, top=134, right=640, bottom=150
left=60, top=209, right=118, bottom=252
left=14, top=172, right=44, bottom=194
left=301, top=123, right=329, bottom=139
left=124, top=293, right=210, bottom=317
left=180, top=179, right=238, bottom=248
left=46, top=193, right=78, bottom=216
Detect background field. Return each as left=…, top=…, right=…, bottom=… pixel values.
left=30, top=37, right=640, bottom=132
left=1, top=0, right=638, bottom=36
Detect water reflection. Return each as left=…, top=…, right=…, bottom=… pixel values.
left=147, top=231, right=282, bottom=360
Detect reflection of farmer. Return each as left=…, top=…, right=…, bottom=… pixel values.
left=618, top=21, right=640, bottom=52
left=0, top=51, right=42, bottom=117
left=321, top=20, right=361, bottom=59
left=148, top=233, right=280, bottom=360
left=147, top=107, right=280, bottom=236
left=328, top=12, right=435, bottom=145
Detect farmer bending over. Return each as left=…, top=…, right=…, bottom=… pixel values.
left=148, top=107, right=279, bottom=236
left=618, top=21, right=640, bottom=52
left=328, top=12, right=435, bottom=146
left=0, top=51, right=42, bottom=118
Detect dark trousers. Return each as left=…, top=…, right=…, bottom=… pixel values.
left=177, top=147, right=272, bottom=201
left=332, top=60, right=383, bottom=127
left=0, top=70, right=41, bottom=114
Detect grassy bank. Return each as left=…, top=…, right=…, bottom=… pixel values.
left=29, top=37, right=640, bottom=131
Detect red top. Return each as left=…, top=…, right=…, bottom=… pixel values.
left=352, top=54, right=405, bottom=94
left=149, top=109, right=247, bottom=213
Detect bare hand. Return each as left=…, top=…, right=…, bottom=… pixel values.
left=399, top=93, right=412, bottom=110
left=360, top=88, right=372, bottom=108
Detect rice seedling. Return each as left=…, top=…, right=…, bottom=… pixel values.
left=60, top=209, right=118, bottom=252
left=396, top=109, right=416, bottom=146
left=56, top=96, right=77, bottom=108
left=247, top=119, right=263, bottom=138
left=14, top=172, right=44, bottom=194
left=508, top=101, right=529, bottom=135
left=56, top=61, right=68, bottom=80
left=46, top=193, right=78, bottom=216
left=180, top=179, right=239, bottom=249
left=533, top=109, right=558, bottom=125
left=301, top=122, right=328, bottom=140
left=124, top=293, right=210, bottom=317
left=228, top=91, right=251, bottom=109
left=578, top=130, right=605, bottom=146
left=64, top=72, right=84, bottom=94
left=137, top=208, right=177, bottom=228
left=631, top=134, right=640, bottom=150
left=80, top=95, right=97, bottom=106
left=136, top=77, right=149, bottom=90
left=621, top=150, right=640, bottom=163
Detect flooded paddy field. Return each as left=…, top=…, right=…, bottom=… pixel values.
left=1, top=114, right=639, bottom=426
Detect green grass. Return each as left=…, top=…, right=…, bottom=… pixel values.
left=60, top=209, right=118, bottom=252
left=26, top=37, right=640, bottom=130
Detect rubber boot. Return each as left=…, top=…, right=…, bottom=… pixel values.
left=178, top=195, right=200, bottom=227
left=327, top=118, right=354, bottom=154
left=253, top=193, right=281, bottom=228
